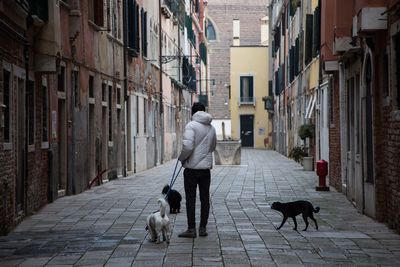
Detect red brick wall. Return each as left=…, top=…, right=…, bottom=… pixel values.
left=0, top=52, right=50, bottom=235
left=374, top=28, right=400, bottom=233
left=329, top=75, right=342, bottom=191
left=0, top=62, right=17, bottom=234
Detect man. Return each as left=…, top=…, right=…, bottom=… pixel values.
left=178, top=102, right=217, bottom=238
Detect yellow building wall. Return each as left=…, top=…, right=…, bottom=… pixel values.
left=309, top=58, right=320, bottom=90
left=230, top=46, right=271, bottom=148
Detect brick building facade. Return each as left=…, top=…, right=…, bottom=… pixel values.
left=206, top=0, right=268, bottom=138
left=0, top=1, right=50, bottom=234
left=1, top=0, right=207, bottom=235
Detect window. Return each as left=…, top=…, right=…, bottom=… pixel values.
left=106, top=0, right=111, bottom=31
left=89, top=75, right=94, bottom=98
left=108, top=85, right=112, bottom=141
left=3, top=69, right=11, bottom=143
left=89, top=0, right=104, bottom=27
left=128, top=0, right=140, bottom=56
left=72, top=69, right=79, bottom=107
left=117, top=86, right=121, bottom=105
left=240, top=76, right=254, bottom=104
left=136, top=95, right=139, bottom=134
left=143, top=99, right=147, bottom=134
left=141, top=8, right=148, bottom=57
left=42, top=76, right=49, bottom=145
left=58, top=65, right=65, bottom=92
left=305, top=14, right=313, bottom=65
left=27, top=80, right=35, bottom=146
left=312, top=5, right=320, bottom=57
left=206, top=19, right=216, bottom=41
left=116, top=0, right=121, bottom=39
left=102, top=82, right=107, bottom=102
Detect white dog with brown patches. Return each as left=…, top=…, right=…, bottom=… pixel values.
left=146, top=198, right=171, bottom=244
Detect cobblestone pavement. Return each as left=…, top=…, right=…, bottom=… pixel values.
left=1, top=149, right=400, bottom=267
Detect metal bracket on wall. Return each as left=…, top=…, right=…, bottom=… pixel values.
left=161, top=55, right=198, bottom=64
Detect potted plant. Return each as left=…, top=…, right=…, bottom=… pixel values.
left=298, top=124, right=315, bottom=171
left=289, top=146, right=307, bottom=164
left=298, top=124, right=314, bottom=140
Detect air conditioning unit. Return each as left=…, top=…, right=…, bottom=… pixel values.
left=358, top=7, right=387, bottom=34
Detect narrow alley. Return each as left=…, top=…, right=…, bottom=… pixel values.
left=0, top=149, right=399, bottom=267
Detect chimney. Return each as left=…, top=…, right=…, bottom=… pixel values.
left=261, top=16, right=269, bottom=46
left=233, top=19, right=240, bottom=46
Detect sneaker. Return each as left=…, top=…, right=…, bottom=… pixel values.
left=199, top=227, right=208, bottom=237
left=178, top=228, right=197, bottom=238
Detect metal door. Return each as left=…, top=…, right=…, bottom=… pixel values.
left=240, top=115, right=254, bottom=147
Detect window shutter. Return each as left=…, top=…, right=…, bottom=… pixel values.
left=312, top=6, right=320, bottom=57
left=305, top=14, right=313, bottom=65
left=128, top=0, right=134, bottom=49
left=135, top=3, right=140, bottom=53
left=144, top=11, right=147, bottom=57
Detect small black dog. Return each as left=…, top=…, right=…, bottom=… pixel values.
left=271, top=200, right=320, bottom=231
left=162, top=185, right=182, bottom=214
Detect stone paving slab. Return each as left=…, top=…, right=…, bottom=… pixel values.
left=0, top=149, right=399, bottom=266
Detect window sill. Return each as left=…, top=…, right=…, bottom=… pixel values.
left=89, top=98, right=95, bottom=105
left=3, top=142, right=12, bottom=150
left=88, top=20, right=106, bottom=31
left=108, top=141, right=113, bottom=147
left=102, top=101, right=108, bottom=107
left=106, top=33, right=123, bottom=46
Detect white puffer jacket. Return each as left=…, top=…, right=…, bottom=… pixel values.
left=178, top=111, right=217, bottom=169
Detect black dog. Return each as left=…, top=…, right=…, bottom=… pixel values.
left=271, top=201, right=320, bottom=231
left=162, top=185, right=182, bottom=214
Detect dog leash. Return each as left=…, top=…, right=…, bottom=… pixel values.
left=165, top=159, right=183, bottom=197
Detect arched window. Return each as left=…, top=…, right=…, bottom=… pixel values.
left=206, top=19, right=216, bottom=41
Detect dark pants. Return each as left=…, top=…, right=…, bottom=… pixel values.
left=183, top=168, right=211, bottom=229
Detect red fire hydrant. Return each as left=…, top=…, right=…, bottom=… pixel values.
left=316, top=159, right=330, bottom=191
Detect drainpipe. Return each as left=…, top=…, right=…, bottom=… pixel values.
left=24, top=18, right=31, bottom=215
left=122, top=0, right=128, bottom=177
left=159, top=0, right=164, bottom=164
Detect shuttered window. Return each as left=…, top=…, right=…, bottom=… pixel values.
left=93, top=0, right=104, bottom=26
left=141, top=9, right=147, bottom=57
left=128, top=0, right=140, bottom=56
left=312, top=6, right=320, bottom=57
left=305, top=14, right=313, bottom=65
